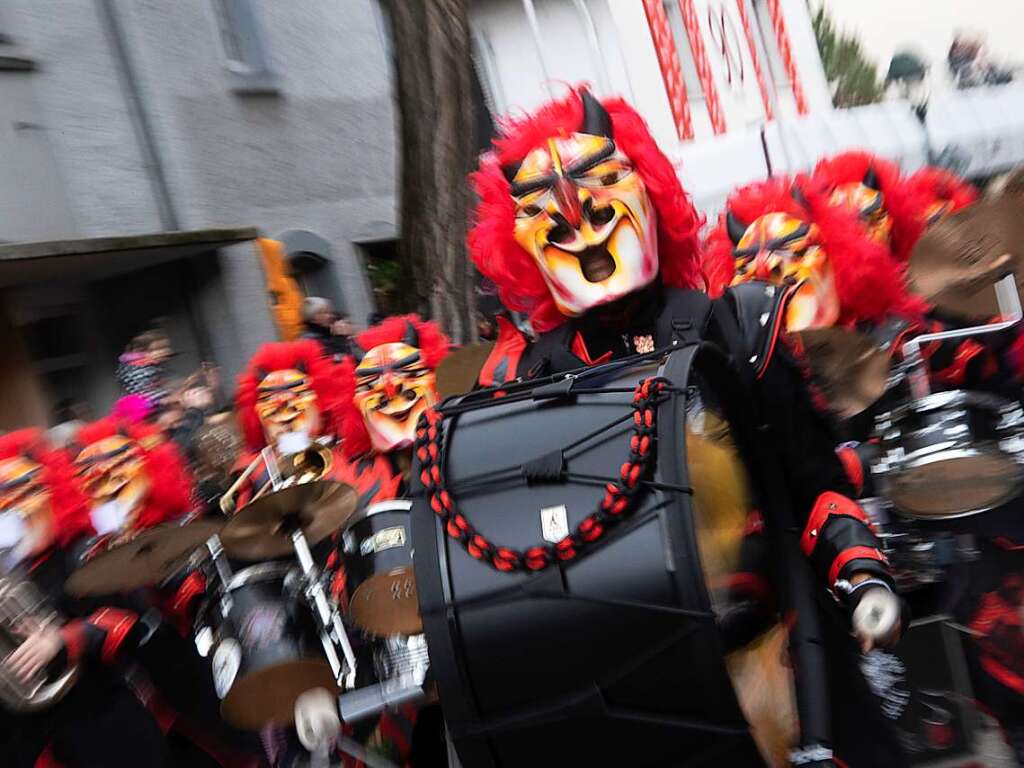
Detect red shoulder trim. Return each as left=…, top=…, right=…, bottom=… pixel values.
left=479, top=316, right=528, bottom=387
left=800, top=491, right=871, bottom=556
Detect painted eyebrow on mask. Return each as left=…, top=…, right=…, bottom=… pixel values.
left=357, top=352, right=422, bottom=378
left=565, top=140, right=616, bottom=176
left=733, top=223, right=810, bottom=258
left=510, top=174, right=557, bottom=198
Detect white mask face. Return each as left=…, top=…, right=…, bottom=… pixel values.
left=91, top=499, right=130, bottom=536
left=0, top=510, right=31, bottom=571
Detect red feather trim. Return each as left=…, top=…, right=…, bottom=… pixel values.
left=73, top=417, right=194, bottom=529
left=0, top=429, right=93, bottom=547
left=702, top=175, right=927, bottom=325
left=468, top=85, right=702, bottom=332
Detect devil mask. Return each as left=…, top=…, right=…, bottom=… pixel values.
left=507, top=91, right=658, bottom=317
left=255, top=368, right=321, bottom=447
left=828, top=167, right=893, bottom=246
left=727, top=206, right=840, bottom=331
left=75, top=435, right=151, bottom=535
left=352, top=321, right=438, bottom=454
left=0, top=456, right=55, bottom=563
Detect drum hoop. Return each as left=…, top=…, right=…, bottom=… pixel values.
left=345, top=498, right=413, bottom=531
left=225, top=561, right=295, bottom=591
left=886, top=389, right=1017, bottom=420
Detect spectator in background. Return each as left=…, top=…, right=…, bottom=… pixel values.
left=116, top=329, right=173, bottom=407
left=477, top=315, right=497, bottom=342
left=47, top=397, right=90, bottom=449
left=301, top=296, right=350, bottom=358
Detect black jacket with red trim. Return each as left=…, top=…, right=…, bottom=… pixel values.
left=476, top=282, right=894, bottom=601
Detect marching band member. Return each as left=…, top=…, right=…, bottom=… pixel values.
left=0, top=429, right=171, bottom=767
left=467, top=85, right=905, bottom=767
left=334, top=314, right=450, bottom=767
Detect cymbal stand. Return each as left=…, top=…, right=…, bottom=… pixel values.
left=902, top=273, right=1022, bottom=399
left=290, top=525, right=357, bottom=689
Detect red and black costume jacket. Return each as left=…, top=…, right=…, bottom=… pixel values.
left=478, top=283, right=895, bottom=605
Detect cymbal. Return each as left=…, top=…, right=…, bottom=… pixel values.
left=792, top=327, right=891, bottom=419
left=66, top=519, right=223, bottom=596
left=909, top=197, right=1024, bottom=319
left=219, top=481, right=357, bottom=560
left=435, top=342, right=494, bottom=398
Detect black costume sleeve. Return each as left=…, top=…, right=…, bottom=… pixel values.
left=59, top=607, right=149, bottom=668
left=757, top=342, right=893, bottom=596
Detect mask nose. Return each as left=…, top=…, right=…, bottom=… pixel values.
left=382, top=373, right=398, bottom=399
left=753, top=251, right=782, bottom=281
left=552, top=176, right=582, bottom=229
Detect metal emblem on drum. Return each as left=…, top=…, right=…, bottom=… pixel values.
left=359, top=526, right=406, bottom=556
left=212, top=638, right=242, bottom=699
left=541, top=505, right=569, bottom=543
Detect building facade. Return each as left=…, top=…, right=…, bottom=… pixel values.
left=0, top=0, right=393, bottom=426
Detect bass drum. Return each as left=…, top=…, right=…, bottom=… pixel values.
left=412, top=345, right=795, bottom=767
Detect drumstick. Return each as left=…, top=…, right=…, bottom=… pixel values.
left=220, top=454, right=262, bottom=514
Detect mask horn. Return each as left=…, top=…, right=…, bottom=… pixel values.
left=863, top=166, right=881, bottom=191
left=255, top=367, right=268, bottom=381
left=791, top=184, right=810, bottom=210
left=350, top=342, right=366, bottom=363
left=726, top=210, right=748, bottom=246
left=403, top=320, right=420, bottom=348
left=501, top=162, right=521, bottom=185
left=580, top=89, right=613, bottom=139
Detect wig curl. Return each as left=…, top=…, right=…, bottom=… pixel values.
left=702, top=175, right=927, bottom=325
left=904, top=166, right=978, bottom=223
left=235, top=339, right=343, bottom=451
left=468, top=86, right=702, bottom=333
left=811, top=150, right=928, bottom=263
left=0, top=429, right=93, bottom=547
left=338, top=315, right=450, bottom=460
left=73, top=417, right=193, bottom=530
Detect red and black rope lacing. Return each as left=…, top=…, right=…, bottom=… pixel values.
left=414, top=377, right=670, bottom=572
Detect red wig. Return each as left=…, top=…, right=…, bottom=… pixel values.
left=73, top=417, right=193, bottom=530
left=904, top=166, right=978, bottom=222
left=338, top=315, right=450, bottom=460
left=235, top=339, right=343, bottom=451
left=812, top=150, right=928, bottom=262
left=0, top=429, right=93, bottom=547
left=702, top=175, right=927, bottom=325
left=468, top=86, right=703, bottom=333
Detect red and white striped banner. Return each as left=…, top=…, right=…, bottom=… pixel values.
left=734, top=0, right=773, bottom=120
left=677, top=0, right=727, bottom=135
left=764, top=0, right=808, bottom=114
left=641, top=0, right=695, bottom=141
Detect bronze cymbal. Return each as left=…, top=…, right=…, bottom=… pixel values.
left=909, top=197, right=1024, bottom=319
left=219, top=481, right=357, bottom=560
left=435, top=342, right=495, bottom=398
left=792, top=328, right=891, bottom=418
left=66, top=519, right=223, bottom=597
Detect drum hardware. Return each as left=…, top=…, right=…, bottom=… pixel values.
left=338, top=633, right=431, bottom=724
left=902, top=273, right=1022, bottom=400
left=289, top=524, right=357, bottom=689
left=65, top=519, right=224, bottom=596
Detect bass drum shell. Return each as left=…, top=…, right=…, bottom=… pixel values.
left=412, top=346, right=795, bottom=767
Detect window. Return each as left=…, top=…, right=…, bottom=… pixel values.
left=278, top=229, right=342, bottom=310
left=210, top=0, right=279, bottom=93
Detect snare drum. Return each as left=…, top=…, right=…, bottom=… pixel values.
left=873, top=390, right=1024, bottom=519
left=342, top=499, right=420, bottom=637
left=204, top=561, right=340, bottom=729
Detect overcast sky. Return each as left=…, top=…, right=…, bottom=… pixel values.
left=820, top=0, right=1021, bottom=82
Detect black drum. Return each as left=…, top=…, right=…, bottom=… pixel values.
left=412, top=345, right=796, bottom=767
left=342, top=499, right=420, bottom=637
left=203, top=561, right=340, bottom=730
